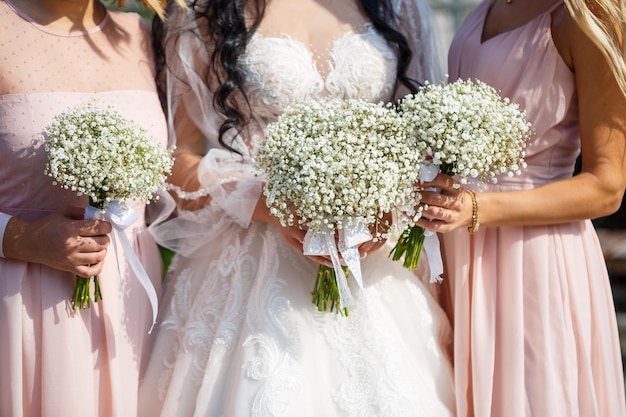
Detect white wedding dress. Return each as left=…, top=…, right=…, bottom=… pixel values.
left=139, top=1, right=456, bottom=416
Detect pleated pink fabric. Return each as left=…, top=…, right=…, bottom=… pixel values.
left=0, top=2, right=167, bottom=416
left=442, top=1, right=626, bottom=416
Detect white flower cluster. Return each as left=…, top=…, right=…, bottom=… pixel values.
left=399, top=78, right=530, bottom=184
left=256, top=99, right=423, bottom=237
left=44, top=103, right=174, bottom=208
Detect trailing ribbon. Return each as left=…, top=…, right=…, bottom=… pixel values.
left=419, top=162, right=444, bottom=283
left=85, top=200, right=158, bottom=332
left=303, top=221, right=371, bottom=309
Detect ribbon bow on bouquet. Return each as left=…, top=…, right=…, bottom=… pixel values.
left=304, top=221, right=373, bottom=315
left=84, top=200, right=159, bottom=331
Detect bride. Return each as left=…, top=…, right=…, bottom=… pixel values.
left=139, top=0, right=456, bottom=415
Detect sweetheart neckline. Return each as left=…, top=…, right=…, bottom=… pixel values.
left=246, top=24, right=392, bottom=82
left=251, top=22, right=380, bottom=58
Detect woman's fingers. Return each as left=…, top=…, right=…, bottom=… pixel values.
left=416, top=190, right=472, bottom=233
left=280, top=225, right=333, bottom=266
left=5, top=213, right=113, bottom=275
left=55, top=221, right=111, bottom=276
left=73, top=250, right=108, bottom=277
left=420, top=173, right=461, bottom=193
left=413, top=173, right=472, bottom=233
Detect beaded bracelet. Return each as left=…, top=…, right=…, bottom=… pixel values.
left=166, top=183, right=212, bottom=200
left=466, top=190, right=480, bottom=234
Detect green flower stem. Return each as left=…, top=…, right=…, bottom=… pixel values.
left=389, top=162, right=452, bottom=271
left=389, top=225, right=426, bottom=270
left=71, top=275, right=100, bottom=310
left=71, top=197, right=105, bottom=310
left=312, top=265, right=349, bottom=316
left=93, top=276, right=102, bottom=303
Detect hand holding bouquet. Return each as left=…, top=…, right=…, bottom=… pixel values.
left=390, top=78, right=531, bottom=271
left=44, top=102, right=174, bottom=311
left=256, top=99, right=423, bottom=315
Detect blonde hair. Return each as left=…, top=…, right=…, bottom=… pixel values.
left=564, top=0, right=626, bottom=96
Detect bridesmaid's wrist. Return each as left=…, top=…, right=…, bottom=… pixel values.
left=466, top=190, right=480, bottom=234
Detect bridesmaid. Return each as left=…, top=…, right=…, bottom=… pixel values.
left=419, top=0, right=626, bottom=416
left=0, top=0, right=177, bottom=416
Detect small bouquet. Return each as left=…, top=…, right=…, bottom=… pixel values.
left=44, top=102, right=174, bottom=310
left=390, top=78, right=531, bottom=270
left=256, top=99, right=423, bottom=315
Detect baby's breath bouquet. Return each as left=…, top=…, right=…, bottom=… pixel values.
left=44, top=102, right=174, bottom=310
left=390, top=78, right=531, bottom=270
left=256, top=99, right=423, bottom=315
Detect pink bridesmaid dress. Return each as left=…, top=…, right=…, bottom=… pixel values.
left=442, top=1, right=626, bottom=416
left=0, top=1, right=167, bottom=416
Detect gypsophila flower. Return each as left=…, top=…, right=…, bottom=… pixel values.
left=257, top=99, right=422, bottom=238
left=44, top=102, right=175, bottom=310
left=399, top=78, right=530, bottom=184
left=256, top=98, right=424, bottom=314
left=45, top=103, right=175, bottom=208
left=390, top=78, right=531, bottom=272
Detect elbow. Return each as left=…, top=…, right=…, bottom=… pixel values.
left=596, top=189, right=625, bottom=218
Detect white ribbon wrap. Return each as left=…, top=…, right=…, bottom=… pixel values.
left=85, top=200, right=158, bottom=332
left=419, top=162, right=444, bottom=283
left=303, top=221, right=371, bottom=309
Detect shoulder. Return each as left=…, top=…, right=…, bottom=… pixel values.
left=105, top=7, right=151, bottom=37
left=104, top=8, right=154, bottom=58
left=550, top=5, right=595, bottom=71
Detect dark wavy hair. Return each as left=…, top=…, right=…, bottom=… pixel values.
left=153, top=0, right=419, bottom=154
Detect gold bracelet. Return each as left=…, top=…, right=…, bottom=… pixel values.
left=466, top=189, right=480, bottom=234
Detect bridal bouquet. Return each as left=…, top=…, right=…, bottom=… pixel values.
left=256, top=99, right=423, bottom=315
left=44, top=102, right=174, bottom=311
left=390, top=78, right=531, bottom=270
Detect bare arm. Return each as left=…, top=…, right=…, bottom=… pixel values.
left=418, top=10, right=626, bottom=232
left=3, top=209, right=111, bottom=277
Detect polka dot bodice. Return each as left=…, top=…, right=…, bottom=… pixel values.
left=0, top=1, right=167, bottom=221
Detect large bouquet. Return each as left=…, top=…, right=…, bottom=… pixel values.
left=390, top=78, right=531, bottom=270
left=44, top=102, right=174, bottom=311
left=256, top=99, right=423, bottom=315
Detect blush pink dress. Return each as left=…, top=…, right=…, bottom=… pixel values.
left=442, top=1, right=626, bottom=416
left=0, top=2, right=168, bottom=416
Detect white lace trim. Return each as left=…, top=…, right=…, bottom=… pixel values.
left=240, top=27, right=397, bottom=120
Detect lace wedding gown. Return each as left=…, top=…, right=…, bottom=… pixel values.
left=139, top=1, right=456, bottom=416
